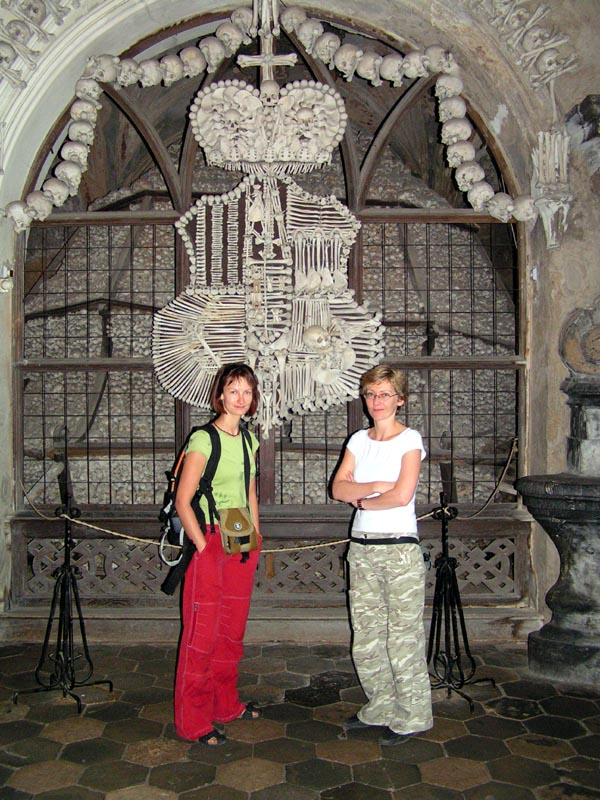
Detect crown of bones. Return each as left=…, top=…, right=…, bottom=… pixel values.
left=189, top=79, right=347, bottom=174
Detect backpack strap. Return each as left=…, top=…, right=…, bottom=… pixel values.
left=240, top=426, right=252, bottom=508
left=195, top=423, right=221, bottom=530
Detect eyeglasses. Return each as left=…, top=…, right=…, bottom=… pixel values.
left=363, top=392, right=399, bottom=402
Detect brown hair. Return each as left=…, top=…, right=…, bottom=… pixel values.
left=210, top=363, right=260, bottom=416
left=359, top=364, right=408, bottom=401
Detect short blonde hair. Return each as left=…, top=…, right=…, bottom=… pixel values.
left=359, top=365, right=408, bottom=401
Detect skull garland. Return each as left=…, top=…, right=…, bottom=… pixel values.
left=1, top=10, right=557, bottom=245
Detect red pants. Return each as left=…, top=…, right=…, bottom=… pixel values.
left=174, top=528, right=260, bottom=740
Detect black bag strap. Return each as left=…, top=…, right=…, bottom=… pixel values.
left=240, top=426, right=252, bottom=509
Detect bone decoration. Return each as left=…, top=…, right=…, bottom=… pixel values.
left=156, top=176, right=385, bottom=436
left=3, top=1, right=570, bottom=243
left=531, top=126, right=572, bottom=248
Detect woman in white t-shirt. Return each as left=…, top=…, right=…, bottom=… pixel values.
left=332, top=364, right=433, bottom=745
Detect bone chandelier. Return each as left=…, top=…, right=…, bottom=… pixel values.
left=152, top=0, right=385, bottom=437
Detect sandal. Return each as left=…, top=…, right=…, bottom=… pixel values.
left=237, top=702, right=261, bottom=720
left=197, top=729, right=227, bottom=746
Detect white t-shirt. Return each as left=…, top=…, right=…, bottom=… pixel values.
left=347, top=427, right=426, bottom=536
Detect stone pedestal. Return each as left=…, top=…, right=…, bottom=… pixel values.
left=516, top=473, right=600, bottom=686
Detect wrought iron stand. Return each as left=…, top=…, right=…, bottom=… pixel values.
left=14, top=473, right=113, bottom=713
left=427, top=492, right=495, bottom=710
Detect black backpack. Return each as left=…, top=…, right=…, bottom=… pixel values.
left=158, top=423, right=252, bottom=595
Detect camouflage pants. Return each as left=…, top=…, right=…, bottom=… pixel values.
left=348, top=539, right=433, bottom=734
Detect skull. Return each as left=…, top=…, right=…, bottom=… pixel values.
left=313, top=32, right=341, bottom=69
left=333, top=43, right=363, bottom=82
left=5, top=201, right=33, bottom=233
left=68, top=120, right=95, bottom=146
left=230, top=7, right=253, bottom=43
left=55, top=160, right=83, bottom=196
left=522, top=26, right=550, bottom=52
left=159, top=54, right=184, bottom=86
left=18, top=0, right=46, bottom=25
left=511, top=194, right=539, bottom=223
left=356, top=51, right=383, bottom=86
left=441, top=117, right=473, bottom=145
left=297, top=19, right=324, bottom=55
left=455, top=160, right=485, bottom=191
left=438, top=96, right=467, bottom=122
left=25, top=190, right=53, bottom=221
left=486, top=192, right=515, bottom=223
left=260, top=79, right=280, bottom=107
left=83, top=54, right=119, bottom=83
left=441, top=51, right=461, bottom=76
left=303, top=325, right=331, bottom=351
left=0, top=41, right=17, bottom=66
left=179, top=46, right=207, bottom=78
left=222, top=108, right=242, bottom=133
left=424, top=45, right=453, bottom=74
left=198, top=36, right=226, bottom=73
left=60, top=141, right=88, bottom=170
left=280, top=6, right=307, bottom=34
left=117, top=58, right=142, bottom=86
left=216, top=21, right=244, bottom=57
left=75, top=77, right=103, bottom=108
left=435, top=74, right=464, bottom=99
left=467, top=180, right=495, bottom=212
left=6, top=20, right=31, bottom=44
left=535, top=48, right=560, bottom=76
left=446, top=140, right=476, bottom=167
left=70, top=99, right=98, bottom=124
left=139, top=58, right=163, bottom=87
left=379, top=53, right=405, bottom=86
left=402, top=51, right=428, bottom=79
left=42, top=177, right=70, bottom=206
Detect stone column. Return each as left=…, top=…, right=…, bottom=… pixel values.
left=516, top=303, right=600, bottom=686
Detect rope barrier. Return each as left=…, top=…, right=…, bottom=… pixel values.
left=20, top=437, right=515, bottom=555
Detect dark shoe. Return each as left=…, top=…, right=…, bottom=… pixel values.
left=343, top=713, right=373, bottom=730
left=237, top=702, right=261, bottom=720
left=379, top=728, right=413, bottom=746
left=197, top=729, right=227, bottom=746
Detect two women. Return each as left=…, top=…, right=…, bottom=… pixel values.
left=173, top=363, right=261, bottom=746
left=332, top=364, right=433, bottom=745
left=172, top=360, right=431, bottom=746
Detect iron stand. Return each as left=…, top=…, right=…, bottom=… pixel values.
left=426, top=492, right=495, bottom=710
left=13, top=481, right=113, bottom=713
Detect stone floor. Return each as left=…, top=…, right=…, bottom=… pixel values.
left=0, top=639, right=599, bottom=800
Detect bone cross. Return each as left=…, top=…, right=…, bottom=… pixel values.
left=237, top=34, right=296, bottom=82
